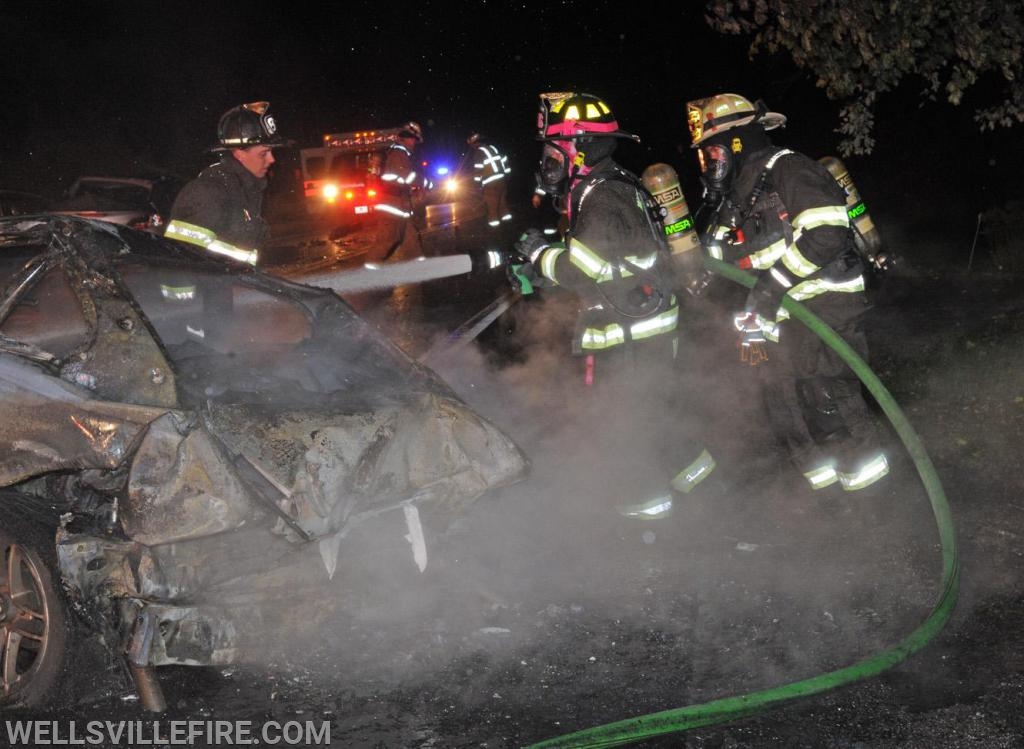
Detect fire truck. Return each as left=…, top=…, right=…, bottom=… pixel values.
left=298, top=127, right=403, bottom=218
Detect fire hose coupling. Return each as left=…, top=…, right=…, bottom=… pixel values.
left=473, top=248, right=531, bottom=293
left=485, top=249, right=504, bottom=270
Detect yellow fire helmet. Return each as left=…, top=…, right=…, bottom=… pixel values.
left=686, top=93, right=786, bottom=147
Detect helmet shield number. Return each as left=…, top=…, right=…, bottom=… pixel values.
left=538, top=91, right=575, bottom=137
left=687, top=104, right=704, bottom=145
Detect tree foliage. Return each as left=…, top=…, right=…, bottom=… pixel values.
left=706, top=0, right=1024, bottom=155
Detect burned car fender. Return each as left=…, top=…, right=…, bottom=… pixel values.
left=0, top=355, right=165, bottom=486
left=123, top=412, right=256, bottom=546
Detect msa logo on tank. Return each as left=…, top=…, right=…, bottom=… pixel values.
left=654, top=185, right=683, bottom=205
left=641, top=163, right=700, bottom=254
left=818, top=156, right=883, bottom=261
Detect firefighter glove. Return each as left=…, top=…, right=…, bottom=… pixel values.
left=679, top=252, right=714, bottom=298
left=507, top=257, right=537, bottom=295
left=514, top=228, right=550, bottom=264
left=747, top=267, right=798, bottom=321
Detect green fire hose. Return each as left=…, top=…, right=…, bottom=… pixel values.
left=526, top=257, right=960, bottom=748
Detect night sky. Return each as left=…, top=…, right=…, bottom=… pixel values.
left=2, top=3, right=809, bottom=189
left=4, top=0, right=1022, bottom=255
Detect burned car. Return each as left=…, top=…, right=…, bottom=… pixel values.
left=0, top=215, right=527, bottom=709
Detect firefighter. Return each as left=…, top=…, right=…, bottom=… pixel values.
left=510, top=92, right=718, bottom=519
left=163, top=101, right=290, bottom=342
left=464, top=132, right=512, bottom=228
left=686, top=92, right=889, bottom=494
left=371, top=121, right=432, bottom=264
left=166, top=101, right=289, bottom=265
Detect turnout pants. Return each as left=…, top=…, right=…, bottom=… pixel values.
left=757, top=293, right=880, bottom=479
left=482, top=181, right=510, bottom=226
left=576, top=333, right=715, bottom=505
left=370, top=215, right=424, bottom=264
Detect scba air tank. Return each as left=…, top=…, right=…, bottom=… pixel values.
left=819, top=156, right=883, bottom=260
left=641, top=163, right=705, bottom=292
left=641, top=163, right=701, bottom=258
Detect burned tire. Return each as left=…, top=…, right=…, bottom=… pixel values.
left=0, top=512, right=72, bottom=709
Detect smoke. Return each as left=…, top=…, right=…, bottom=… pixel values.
left=229, top=280, right=939, bottom=735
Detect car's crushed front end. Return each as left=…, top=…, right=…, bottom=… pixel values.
left=0, top=216, right=528, bottom=707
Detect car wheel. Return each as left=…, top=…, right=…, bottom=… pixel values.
left=0, top=513, right=71, bottom=709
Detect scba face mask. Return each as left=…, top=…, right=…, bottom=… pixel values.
left=697, top=142, right=733, bottom=194
left=538, top=141, right=578, bottom=197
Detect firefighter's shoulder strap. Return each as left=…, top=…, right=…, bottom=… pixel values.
left=739, top=148, right=796, bottom=249
left=568, top=166, right=664, bottom=241
left=742, top=148, right=794, bottom=218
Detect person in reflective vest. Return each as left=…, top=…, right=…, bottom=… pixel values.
left=687, top=92, right=890, bottom=494
left=511, top=92, right=719, bottom=518
left=371, top=121, right=432, bottom=264
left=465, top=133, right=512, bottom=228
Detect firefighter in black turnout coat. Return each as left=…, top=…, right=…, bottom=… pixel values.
left=162, top=101, right=290, bottom=339
left=687, top=93, right=889, bottom=494
left=167, top=101, right=289, bottom=265
left=510, top=92, right=718, bottom=519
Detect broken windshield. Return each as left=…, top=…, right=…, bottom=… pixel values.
left=117, top=260, right=428, bottom=410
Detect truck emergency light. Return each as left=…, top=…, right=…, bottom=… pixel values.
left=322, top=127, right=403, bottom=149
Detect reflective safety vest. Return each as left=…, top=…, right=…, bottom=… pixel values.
left=472, top=144, right=510, bottom=187
left=378, top=143, right=433, bottom=219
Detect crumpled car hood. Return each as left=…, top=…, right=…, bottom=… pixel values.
left=207, top=391, right=526, bottom=531
left=119, top=391, right=528, bottom=546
